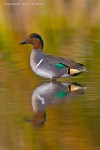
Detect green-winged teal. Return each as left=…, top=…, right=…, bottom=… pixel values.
left=24, top=81, right=86, bottom=127
left=31, top=81, right=86, bottom=127
left=20, top=33, right=86, bottom=80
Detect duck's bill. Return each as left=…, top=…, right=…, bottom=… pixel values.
left=19, top=39, right=29, bottom=44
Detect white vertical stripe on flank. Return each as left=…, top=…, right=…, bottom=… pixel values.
left=36, top=59, right=43, bottom=69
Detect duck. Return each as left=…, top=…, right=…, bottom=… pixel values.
left=24, top=81, right=86, bottom=127
left=20, top=33, right=86, bottom=80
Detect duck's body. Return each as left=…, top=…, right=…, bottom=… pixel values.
left=30, top=49, right=67, bottom=79
left=32, top=81, right=86, bottom=110
left=20, top=33, right=86, bottom=80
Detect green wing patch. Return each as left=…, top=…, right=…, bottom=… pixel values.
left=55, top=63, right=67, bottom=68
left=56, top=92, right=68, bottom=99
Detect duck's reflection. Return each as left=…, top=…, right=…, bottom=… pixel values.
left=26, top=81, right=86, bottom=127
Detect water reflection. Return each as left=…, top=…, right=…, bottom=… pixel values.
left=25, top=81, right=86, bottom=127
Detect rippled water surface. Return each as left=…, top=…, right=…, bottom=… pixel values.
left=0, top=1, right=100, bottom=150
left=1, top=41, right=100, bottom=150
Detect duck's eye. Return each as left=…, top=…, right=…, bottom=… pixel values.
left=30, top=35, right=34, bottom=38
left=28, top=38, right=35, bottom=44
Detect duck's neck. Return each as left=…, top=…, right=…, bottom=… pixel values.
left=33, top=49, right=43, bottom=54
left=30, top=49, right=44, bottom=65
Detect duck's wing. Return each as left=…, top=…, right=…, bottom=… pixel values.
left=45, top=55, right=83, bottom=69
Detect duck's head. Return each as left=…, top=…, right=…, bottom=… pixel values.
left=20, top=33, right=44, bottom=49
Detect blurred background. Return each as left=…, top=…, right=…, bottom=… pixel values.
left=0, top=0, right=100, bottom=150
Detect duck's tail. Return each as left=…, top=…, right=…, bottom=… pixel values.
left=68, top=65, right=87, bottom=77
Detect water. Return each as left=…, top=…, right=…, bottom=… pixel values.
left=1, top=42, right=100, bottom=150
